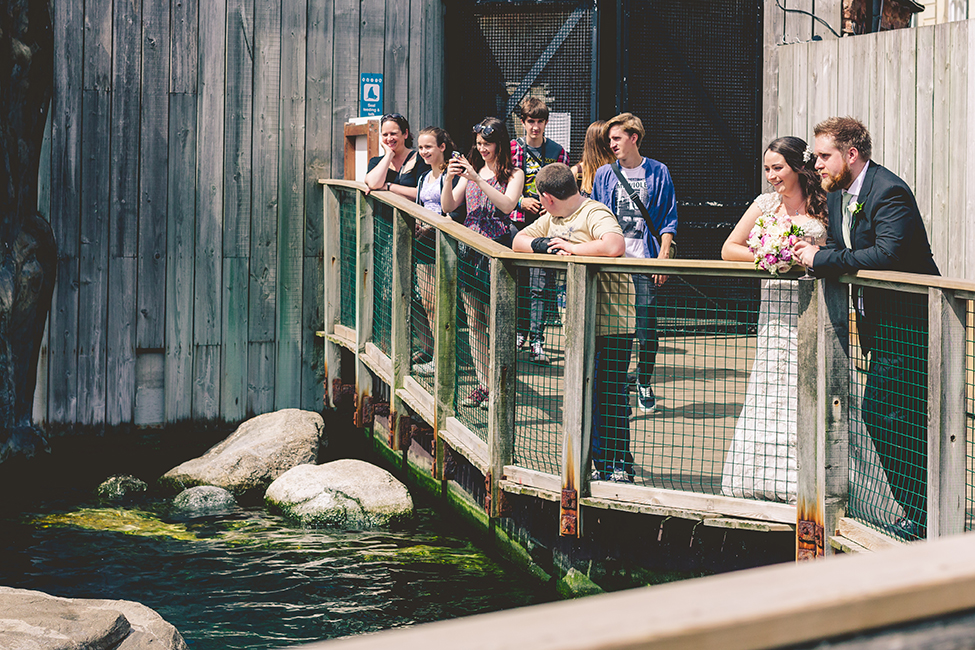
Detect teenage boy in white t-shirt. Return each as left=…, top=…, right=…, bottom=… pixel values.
left=591, top=113, right=678, bottom=416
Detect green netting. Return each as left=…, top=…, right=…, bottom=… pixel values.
left=454, top=247, right=492, bottom=442
left=966, top=300, right=975, bottom=532
left=846, top=288, right=929, bottom=541
left=371, top=201, right=394, bottom=356
left=512, top=267, right=566, bottom=475
left=620, top=275, right=766, bottom=491
left=410, top=223, right=438, bottom=391
left=339, top=190, right=357, bottom=329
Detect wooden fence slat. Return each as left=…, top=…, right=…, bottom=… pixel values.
left=195, top=0, right=226, bottom=348
left=947, top=21, right=967, bottom=279
left=331, top=0, right=360, bottom=170
left=868, top=30, right=885, bottom=162
left=248, top=341, right=276, bottom=415
left=78, top=89, right=111, bottom=426
left=322, top=185, right=343, bottom=408
left=931, top=23, right=951, bottom=271
left=427, top=0, right=444, bottom=129
left=221, top=257, right=249, bottom=421
left=882, top=31, right=901, bottom=178
left=49, top=0, right=84, bottom=424
left=967, top=21, right=975, bottom=281
left=793, top=42, right=809, bottom=142
left=809, top=37, right=837, bottom=137
left=249, top=0, right=281, bottom=349
left=170, top=0, right=198, bottom=94
left=110, top=0, right=140, bottom=258
left=783, top=0, right=813, bottom=44
left=385, top=0, right=410, bottom=115
left=224, top=0, right=254, bottom=259
left=776, top=44, right=794, bottom=142
left=898, top=29, right=917, bottom=190
left=915, top=26, right=935, bottom=241
left=165, top=93, right=197, bottom=422
left=274, top=0, right=308, bottom=409
left=106, top=257, right=137, bottom=424
left=193, top=344, right=221, bottom=419
left=359, top=0, right=386, bottom=95
left=136, top=0, right=170, bottom=350
left=408, top=0, right=424, bottom=128
left=762, top=0, right=784, bottom=150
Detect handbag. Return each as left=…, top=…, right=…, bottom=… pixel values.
left=610, top=162, right=678, bottom=259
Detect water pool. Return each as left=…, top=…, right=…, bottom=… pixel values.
left=0, top=429, right=554, bottom=649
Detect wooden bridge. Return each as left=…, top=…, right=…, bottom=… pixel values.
left=320, top=180, right=975, bottom=558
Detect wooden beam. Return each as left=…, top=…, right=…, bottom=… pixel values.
left=486, top=257, right=517, bottom=518
left=926, top=287, right=967, bottom=537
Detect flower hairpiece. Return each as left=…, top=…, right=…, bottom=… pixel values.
left=802, top=145, right=814, bottom=163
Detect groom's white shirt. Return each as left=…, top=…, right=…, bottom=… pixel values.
left=841, top=160, right=871, bottom=248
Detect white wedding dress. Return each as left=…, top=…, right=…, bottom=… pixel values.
left=721, top=193, right=827, bottom=503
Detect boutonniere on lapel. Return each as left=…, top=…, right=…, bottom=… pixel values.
left=848, top=200, right=864, bottom=225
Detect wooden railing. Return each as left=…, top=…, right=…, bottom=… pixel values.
left=320, top=180, right=975, bottom=555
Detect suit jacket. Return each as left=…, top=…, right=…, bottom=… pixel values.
left=813, top=162, right=939, bottom=355
left=813, top=162, right=939, bottom=277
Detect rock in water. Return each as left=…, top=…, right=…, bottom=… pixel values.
left=97, top=474, right=148, bottom=504
left=0, top=586, right=187, bottom=649
left=173, top=485, right=237, bottom=517
left=265, top=459, right=414, bottom=529
left=160, top=409, right=324, bottom=498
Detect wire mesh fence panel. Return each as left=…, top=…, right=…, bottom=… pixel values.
left=444, top=1, right=594, bottom=162
left=371, top=201, right=394, bottom=357
left=846, top=288, right=929, bottom=541
left=615, top=275, right=769, bottom=492
left=410, top=224, right=438, bottom=390
left=967, top=299, right=975, bottom=531
left=339, top=189, right=357, bottom=329
left=454, top=247, right=492, bottom=441
left=512, top=266, right=566, bottom=475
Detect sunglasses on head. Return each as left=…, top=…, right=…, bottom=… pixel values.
left=382, top=113, right=404, bottom=123
left=472, top=122, right=495, bottom=137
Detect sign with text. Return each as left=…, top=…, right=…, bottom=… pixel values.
left=360, top=74, right=383, bottom=117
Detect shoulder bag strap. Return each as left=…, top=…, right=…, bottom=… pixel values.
left=611, top=161, right=663, bottom=244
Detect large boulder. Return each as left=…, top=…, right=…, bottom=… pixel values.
left=160, top=409, right=324, bottom=498
left=265, top=459, right=414, bottom=529
left=0, top=586, right=187, bottom=649
left=172, top=485, right=237, bottom=517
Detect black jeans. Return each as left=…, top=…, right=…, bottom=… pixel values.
left=591, top=334, right=634, bottom=478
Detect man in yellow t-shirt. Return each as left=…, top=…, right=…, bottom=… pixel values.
left=513, top=163, right=637, bottom=483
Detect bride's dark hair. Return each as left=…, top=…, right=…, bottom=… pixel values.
left=766, top=136, right=828, bottom=225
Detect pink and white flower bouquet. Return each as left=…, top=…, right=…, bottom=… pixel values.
left=746, top=212, right=805, bottom=276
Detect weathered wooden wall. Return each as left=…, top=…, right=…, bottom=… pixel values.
left=37, top=0, right=445, bottom=427
left=764, top=8, right=975, bottom=281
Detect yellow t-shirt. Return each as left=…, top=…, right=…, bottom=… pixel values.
left=521, top=199, right=635, bottom=337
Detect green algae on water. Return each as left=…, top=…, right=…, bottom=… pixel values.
left=31, top=508, right=199, bottom=541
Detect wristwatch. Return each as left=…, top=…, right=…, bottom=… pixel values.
left=384, top=182, right=391, bottom=191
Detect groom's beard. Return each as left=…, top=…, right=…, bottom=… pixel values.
left=821, top=161, right=853, bottom=193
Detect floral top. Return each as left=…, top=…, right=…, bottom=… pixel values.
left=464, top=175, right=509, bottom=241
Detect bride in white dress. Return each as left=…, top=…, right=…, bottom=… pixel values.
left=719, top=137, right=828, bottom=502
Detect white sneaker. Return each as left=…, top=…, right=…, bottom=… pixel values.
left=516, top=333, right=527, bottom=349
left=412, top=360, right=435, bottom=377
left=530, top=340, right=549, bottom=364
left=637, top=384, right=658, bottom=415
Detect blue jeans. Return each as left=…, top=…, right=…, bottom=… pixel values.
left=528, top=266, right=556, bottom=343
left=633, top=273, right=659, bottom=386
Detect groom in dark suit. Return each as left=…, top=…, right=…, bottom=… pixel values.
left=794, top=116, right=939, bottom=541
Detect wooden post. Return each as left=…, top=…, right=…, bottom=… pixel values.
left=355, top=191, right=375, bottom=428
left=486, top=257, right=517, bottom=518
left=927, top=287, right=967, bottom=537
left=389, top=208, right=413, bottom=450
left=322, top=184, right=343, bottom=408
left=432, top=230, right=458, bottom=481
left=796, top=277, right=850, bottom=559
left=560, top=262, right=596, bottom=538
left=821, top=279, right=851, bottom=551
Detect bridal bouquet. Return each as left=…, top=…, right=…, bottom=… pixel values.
left=747, top=212, right=805, bottom=276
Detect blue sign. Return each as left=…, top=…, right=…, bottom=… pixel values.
left=360, top=73, right=383, bottom=117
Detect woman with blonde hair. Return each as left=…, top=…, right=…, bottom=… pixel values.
left=571, top=120, right=615, bottom=197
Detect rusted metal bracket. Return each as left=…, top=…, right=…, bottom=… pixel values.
left=560, top=488, right=578, bottom=537
left=797, top=518, right=825, bottom=560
